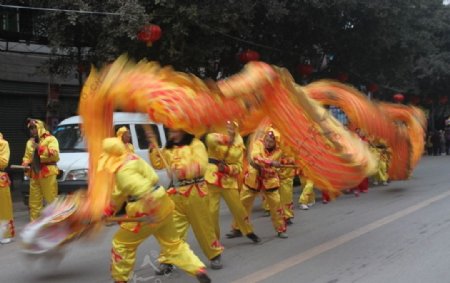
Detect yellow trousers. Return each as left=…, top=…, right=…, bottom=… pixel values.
left=241, top=185, right=286, bottom=233
left=0, top=182, right=14, bottom=238
left=279, top=177, right=294, bottom=219
left=111, top=213, right=206, bottom=282
left=374, top=159, right=389, bottom=182
left=29, top=175, right=58, bottom=221
left=170, top=186, right=223, bottom=260
left=262, top=195, right=270, bottom=211
left=208, top=184, right=253, bottom=238
left=298, top=179, right=315, bottom=205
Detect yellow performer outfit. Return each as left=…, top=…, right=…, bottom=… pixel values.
left=116, top=126, right=135, bottom=153
left=298, top=176, right=316, bottom=210
left=372, top=143, right=390, bottom=185
left=22, top=119, right=59, bottom=221
left=0, top=133, right=14, bottom=243
left=241, top=127, right=288, bottom=238
left=205, top=122, right=260, bottom=243
left=100, top=138, right=210, bottom=283
left=150, top=130, right=224, bottom=269
left=278, top=154, right=296, bottom=225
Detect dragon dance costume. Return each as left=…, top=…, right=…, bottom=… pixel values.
left=205, top=124, right=260, bottom=243
left=241, top=127, right=287, bottom=238
left=0, top=132, right=14, bottom=243
left=298, top=176, right=315, bottom=208
left=278, top=154, right=296, bottom=224
left=100, top=138, right=209, bottom=283
left=370, top=142, right=391, bottom=185
left=22, top=119, right=59, bottom=221
left=150, top=132, right=224, bottom=268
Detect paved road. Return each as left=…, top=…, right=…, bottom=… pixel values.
left=1, top=156, right=449, bottom=283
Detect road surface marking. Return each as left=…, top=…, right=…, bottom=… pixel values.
left=232, top=189, right=450, bottom=283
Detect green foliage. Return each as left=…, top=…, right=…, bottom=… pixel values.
left=11, top=0, right=450, bottom=97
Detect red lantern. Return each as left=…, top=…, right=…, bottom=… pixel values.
left=297, top=64, right=314, bottom=77
left=410, top=95, right=420, bottom=105
left=137, top=24, right=162, bottom=46
left=439, top=95, right=449, bottom=105
left=393, top=93, right=405, bottom=103
left=367, top=83, right=379, bottom=93
left=337, top=72, right=349, bottom=82
left=239, top=49, right=260, bottom=63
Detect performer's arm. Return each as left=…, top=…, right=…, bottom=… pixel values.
left=149, top=147, right=165, bottom=170
left=39, top=136, right=60, bottom=163
left=22, top=139, right=33, bottom=166
left=224, top=143, right=243, bottom=175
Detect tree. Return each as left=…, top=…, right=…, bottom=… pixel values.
left=3, top=0, right=450, bottom=101
left=3, top=0, right=151, bottom=87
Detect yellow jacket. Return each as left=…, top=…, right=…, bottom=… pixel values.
left=22, top=120, right=60, bottom=179
left=369, top=141, right=391, bottom=163
left=0, top=133, right=9, bottom=171
left=244, top=139, right=282, bottom=190
left=111, top=156, right=174, bottom=232
left=378, top=147, right=392, bottom=164
left=150, top=138, right=209, bottom=196
left=205, top=133, right=244, bottom=189
left=0, top=133, right=11, bottom=187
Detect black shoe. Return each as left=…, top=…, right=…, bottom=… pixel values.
left=226, top=229, right=242, bottom=238
left=210, top=254, right=223, bottom=270
left=285, top=218, right=294, bottom=226
left=155, top=263, right=174, bottom=275
left=196, top=272, right=212, bottom=283
left=246, top=232, right=261, bottom=243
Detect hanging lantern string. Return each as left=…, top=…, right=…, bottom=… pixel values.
left=1, top=4, right=411, bottom=94
left=194, top=20, right=298, bottom=55
left=1, top=4, right=301, bottom=55
left=196, top=21, right=411, bottom=93
left=0, top=4, right=122, bottom=16
left=345, top=69, right=405, bottom=94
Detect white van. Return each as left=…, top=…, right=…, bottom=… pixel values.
left=20, top=112, right=170, bottom=204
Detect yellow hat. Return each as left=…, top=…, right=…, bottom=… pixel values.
left=116, top=126, right=129, bottom=139
left=97, top=138, right=127, bottom=174
left=264, top=126, right=281, bottom=144
left=27, top=119, right=49, bottom=138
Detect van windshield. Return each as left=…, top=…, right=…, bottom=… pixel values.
left=53, top=124, right=86, bottom=152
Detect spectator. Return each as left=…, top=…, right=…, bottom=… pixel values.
left=426, top=132, right=433, bottom=156
left=431, top=131, right=441, bottom=156
left=440, top=130, right=446, bottom=155
left=445, top=126, right=450, bottom=155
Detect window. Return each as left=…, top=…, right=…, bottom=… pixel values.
left=135, top=124, right=162, bottom=150
left=1, top=10, right=19, bottom=32
left=53, top=124, right=86, bottom=152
